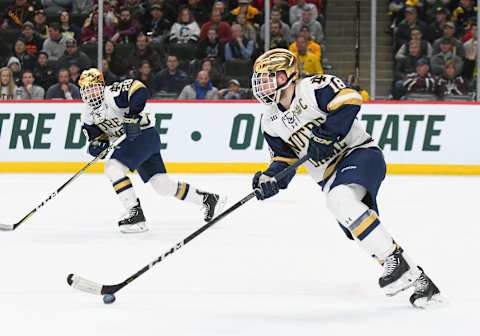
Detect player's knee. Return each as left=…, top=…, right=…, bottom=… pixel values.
left=104, top=159, right=128, bottom=182
left=149, top=174, right=177, bottom=196
left=326, top=184, right=368, bottom=225
left=326, top=185, right=354, bottom=216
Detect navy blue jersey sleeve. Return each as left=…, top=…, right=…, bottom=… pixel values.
left=314, top=85, right=363, bottom=139
left=263, top=132, right=297, bottom=189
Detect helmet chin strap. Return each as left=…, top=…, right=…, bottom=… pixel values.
left=274, top=72, right=297, bottom=104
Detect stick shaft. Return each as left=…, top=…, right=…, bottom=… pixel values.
left=9, top=136, right=125, bottom=230
left=103, top=155, right=309, bottom=294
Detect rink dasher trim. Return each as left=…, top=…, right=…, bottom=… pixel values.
left=0, top=162, right=480, bottom=175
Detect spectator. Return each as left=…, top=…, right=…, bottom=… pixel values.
left=462, top=19, right=476, bottom=42
left=0, top=67, right=18, bottom=100
left=291, top=35, right=322, bottom=77
left=260, top=8, right=291, bottom=45
left=431, top=37, right=463, bottom=75
left=33, top=9, right=49, bottom=39
left=45, top=68, right=81, bottom=99
left=199, top=9, right=232, bottom=44
left=42, top=22, right=67, bottom=61
left=58, top=37, right=92, bottom=71
left=394, top=41, right=423, bottom=80
left=124, top=0, right=146, bottom=22
left=101, top=0, right=119, bottom=27
left=272, top=0, right=290, bottom=25
left=68, top=61, right=81, bottom=85
left=452, top=0, right=476, bottom=35
left=289, top=0, right=318, bottom=26
left=402, top=58, right=436, bottom=97
left=197, top=27, right=224, bottom=62
left=229, top=0, right=262, bottom=26
left=21, top=21, right=44, bottom=57
left=7, top=56, right=22, bottom=85
left=262, top=21, right=289, bottom=49
left=219, top=78, right=251, bottom=99
left=153, top=55, right=190, bottom=96
left=394, top=7, right=429, bottom=51
left=224, top=24, right=255, bottom=61
left=80, top=10, right=116, bottom=44
left=134, top=60, right=156, bottom=93
left=103, top=39, right=127, bottom=76
left=463, top=27, right=477, bottom=79
left=429, top=6, right=449, bottom=41
left=42, top=0, right=72, bottom=15
left=186, top=0, right=209, bottom=25
left=436, top=61, right=469, bottom=98
left=102, top=59, right=119, bottom=84
left=16, top=69, right=45, bottom=99
left=291, top=8, right=324, bottom=43
left=33, top=51, right=56, bottom=90
left=178, top=70, right=219, bottom=100
left=236, top=13, right=257, bottom=44
left=432, top=21, right=465, bottom=57
left=395, top=28, right=432, bottom=61
left=143, top=4, right=172, bottom=45
left=59, top=10, right=81, bottom=43
left=212, top=1, right=227, bottom=20
left=169, top=7, right=200, bottom=44
left=289, top=25, right=321, bottom=60
left=12, top=38, right=36, bottom=70
left=127, top=33, right=161, bottom=74
left=111, top=7, right=142, bottom=44
left=73, top=0, right=94, bottom=14
left=198, top=58, right=222, bottom=88
left=388, top=0, right=406, bottom=30
left=148, top=0, right=177, bottom=24
left=1, top=0, right=36, bottom=30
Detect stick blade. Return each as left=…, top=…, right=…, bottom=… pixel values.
left=0, top=223, right=15, bottom=231
left=67, top=274, right=103, bottom=295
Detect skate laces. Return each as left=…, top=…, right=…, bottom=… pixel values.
left=382, top=253, right=400, bottom=277
left=121, top=206, right=139, bottom=221
left=201, top=194, right=211, bottom=218
left=413, top=272, right=429, bottom=292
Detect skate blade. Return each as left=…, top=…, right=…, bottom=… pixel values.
left=384, top=267, right=422, bottom=297
left=120, top=222, right=149, bottom=234
left=412, top=294, right=448, bottom=309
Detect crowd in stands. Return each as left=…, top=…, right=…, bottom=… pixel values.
left=389, top=0, right=478, bottom=100
left=0, top=0, right=326, bottom=101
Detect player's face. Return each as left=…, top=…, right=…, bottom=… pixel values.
left=81, top=83, right=104, bottom=110
left=252, top=72, right=277, bottom=105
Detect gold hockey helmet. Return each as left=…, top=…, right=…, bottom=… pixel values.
left=251, top=48, right=298, bottom=105
left=79, top=68, right=106, bottom=110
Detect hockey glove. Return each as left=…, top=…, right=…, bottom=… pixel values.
left=123, top=117, right=141, bottom=142
left=88, top=139, right=109, bottom=158
left=252, top=171, right=279, bottom=200
left=307, top=127, right=339, bottom=163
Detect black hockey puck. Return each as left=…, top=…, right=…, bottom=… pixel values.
left=103, top=293, right=116, bottom=304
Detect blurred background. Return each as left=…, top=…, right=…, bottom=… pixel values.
left=0, top=0, right=477, bottom=101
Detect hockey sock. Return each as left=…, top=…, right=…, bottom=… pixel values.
left=326, top=184, right=396, bottom=263
left=105, top=159, right=138, bottom=210
left=149, top=174, right=203, bottom=205
left=112, top=176, right=138, bottom=210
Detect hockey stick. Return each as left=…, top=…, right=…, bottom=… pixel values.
left=67, top=155, right=309, bottom=299
left=0, top=135, right=126, bottom=231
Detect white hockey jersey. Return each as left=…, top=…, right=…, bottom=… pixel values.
left=261, top=74, right=375, bottom=183
left=81, top=79, right=153, bottom=140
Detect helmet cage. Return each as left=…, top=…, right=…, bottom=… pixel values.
left=80, top=82, right=105, bottom=110
left=252, top=72, right=278, bottom=105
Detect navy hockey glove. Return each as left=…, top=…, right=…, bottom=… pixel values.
left=307, top=127, right=339, bottom=162
left=88, top=139, right=109, bottom=158
left=252, top=171, right=279, bottom=200
left=123, top=117, right=141, bottom=141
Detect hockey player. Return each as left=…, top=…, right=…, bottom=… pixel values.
left=79, top=68, right=226, bottom=233
left=250, top=49, right=442, bottom=307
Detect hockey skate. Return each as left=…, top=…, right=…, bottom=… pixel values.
left=118, top=200, right=148, bottom=233
left=409, top=267, right=445, bottom=308
left=199, top=191, right=227, bottom=222
left=378, top=246, right=421, bottom=296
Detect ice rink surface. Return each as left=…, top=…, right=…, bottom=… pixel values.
left=0, top=173, right=478, bottom=336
